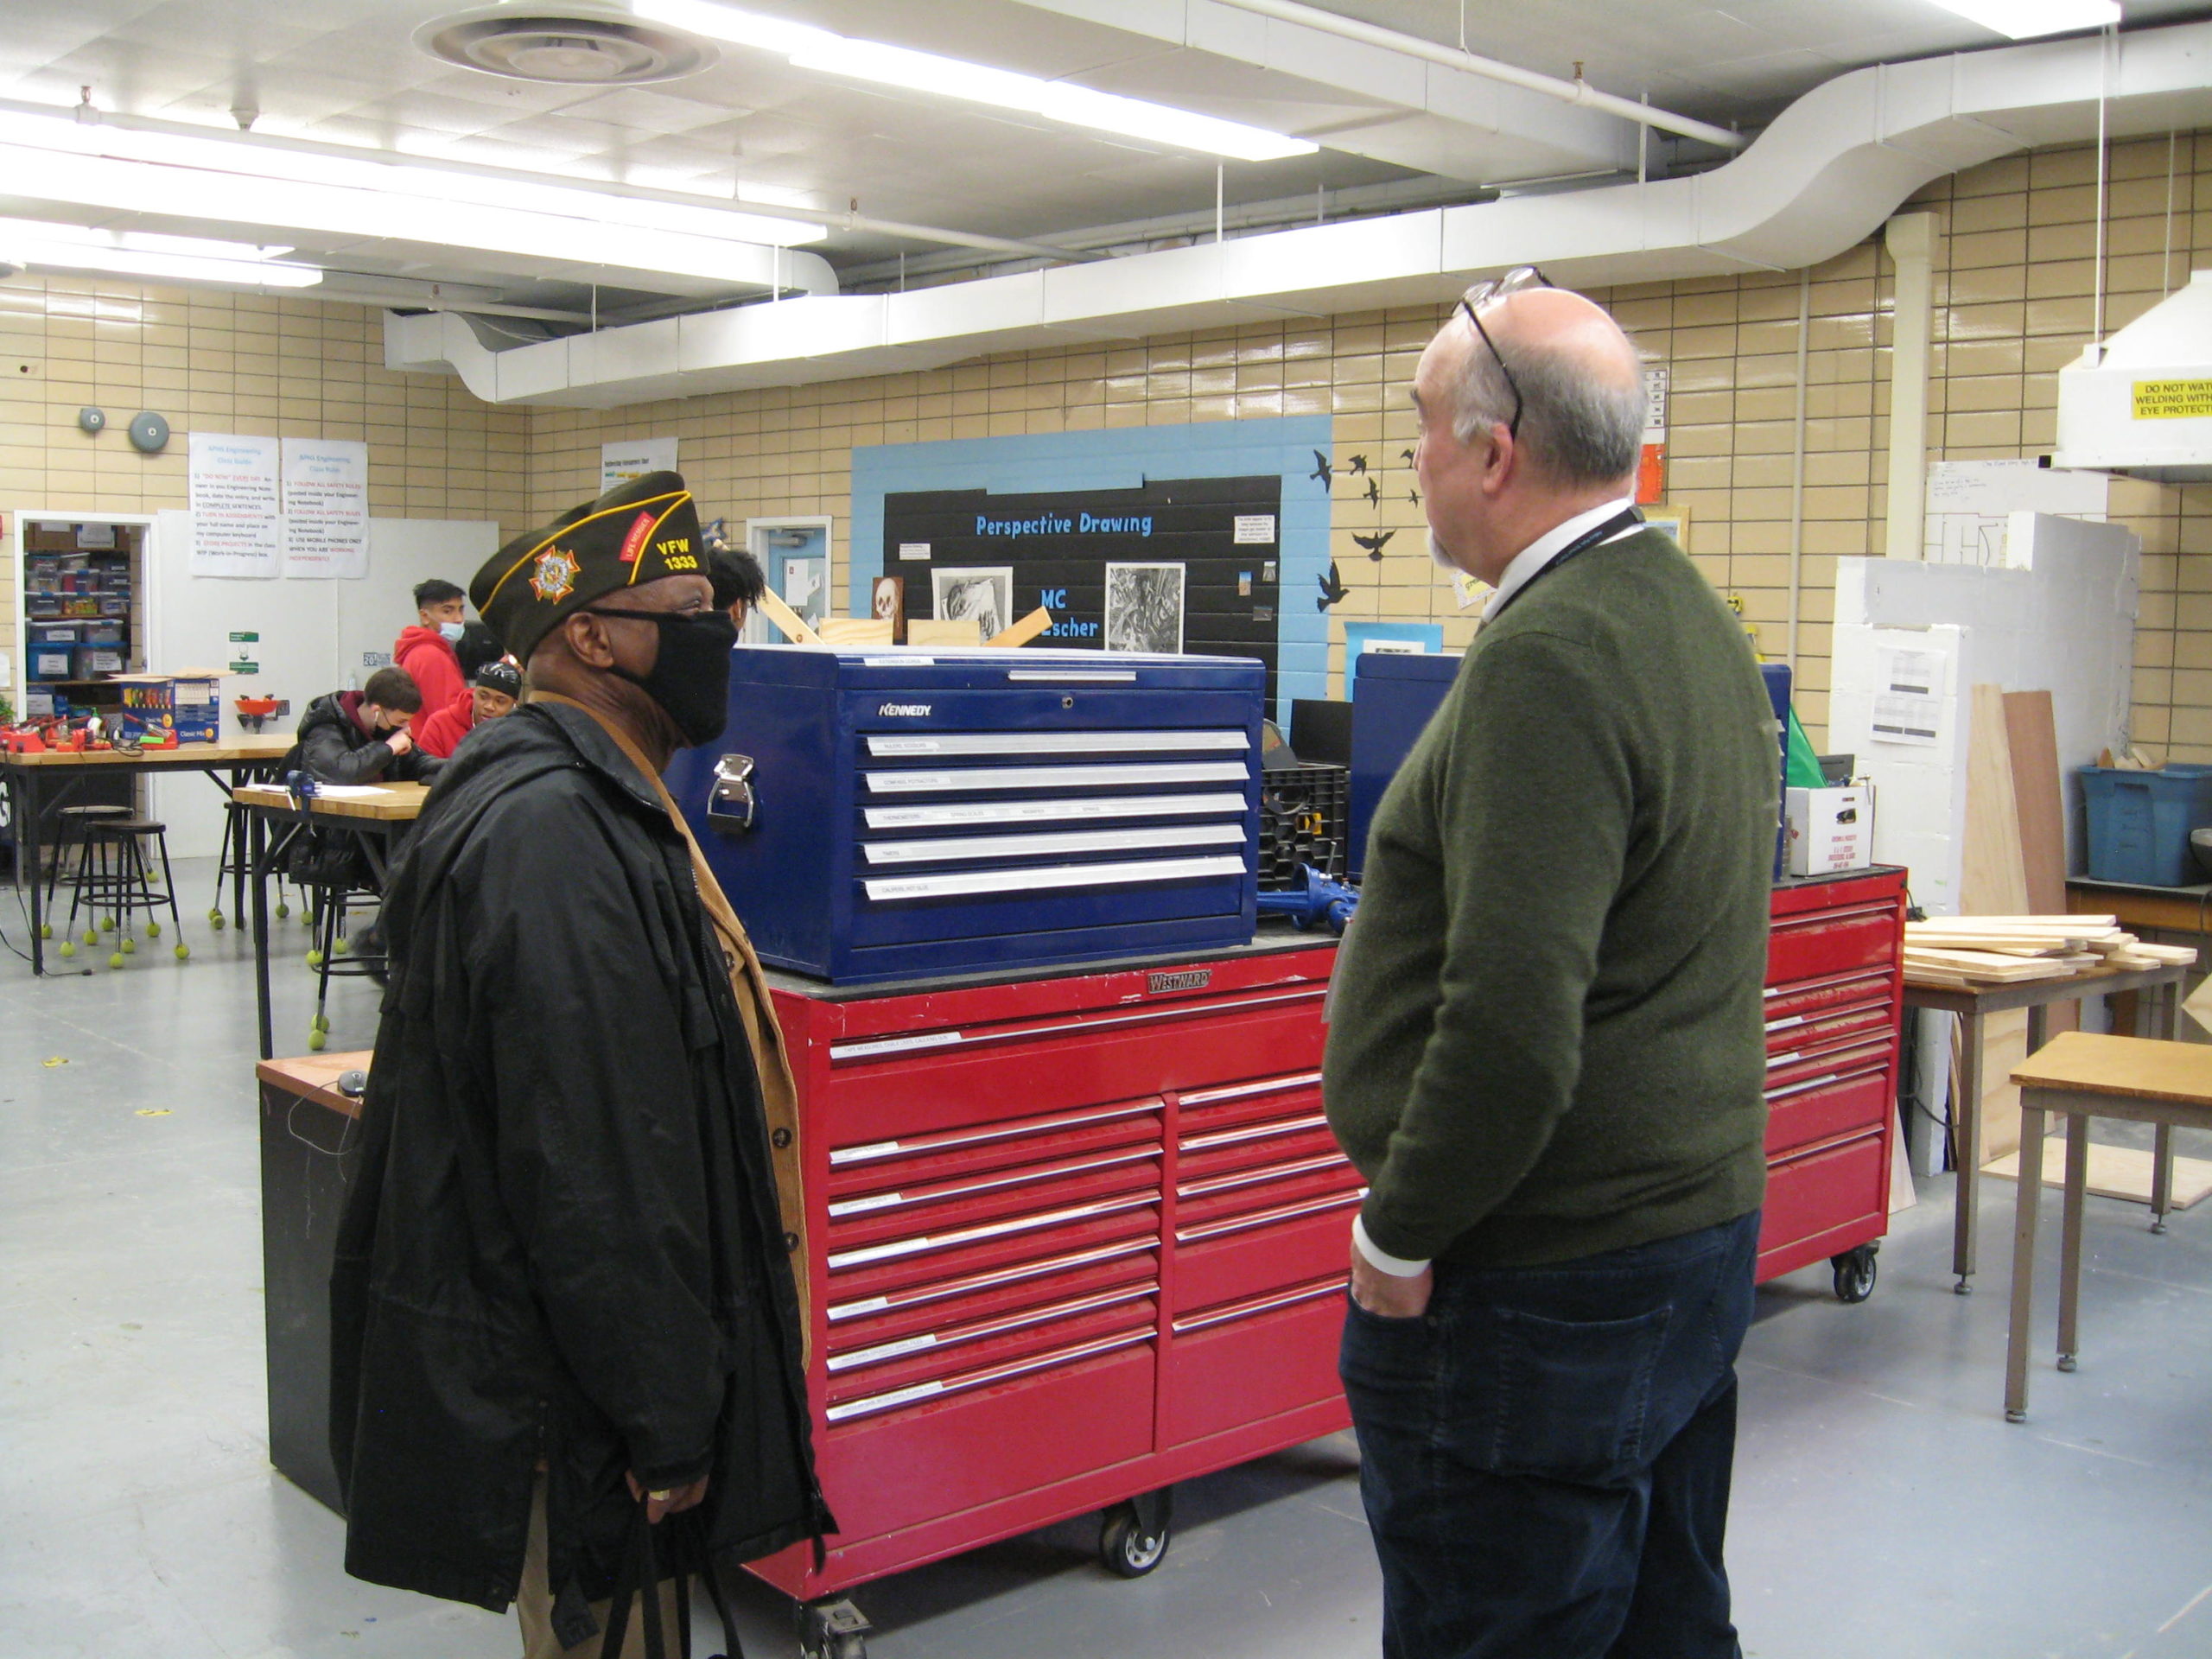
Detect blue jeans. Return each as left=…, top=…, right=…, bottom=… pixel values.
left=1339, top=1210, right=1760, bottom=1659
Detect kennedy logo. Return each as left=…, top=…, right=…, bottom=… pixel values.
left=878, top=702, right=931, bottom=716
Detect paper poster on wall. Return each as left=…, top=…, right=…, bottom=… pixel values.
left=188, top=433, right=282, bottom=577
left=601, top=437, right=678, bottom=493
left=1637, top=365, right=1669, bottom=504
left=932, top=567, right=1014, bottom=639
left=1870, top=644, right=1947, bottom=746
left=1103, top=563, right=1186, bottom=655
left=281, top=438, right=370, bottom=578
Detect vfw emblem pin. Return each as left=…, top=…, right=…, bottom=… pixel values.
left=531, top=547, right=580, bottom=602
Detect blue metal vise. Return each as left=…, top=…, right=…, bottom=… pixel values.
left=1257, top=864, right=1358, bottom=934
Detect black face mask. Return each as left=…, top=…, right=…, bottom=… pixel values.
left=588, top=607, right=739, bottom=747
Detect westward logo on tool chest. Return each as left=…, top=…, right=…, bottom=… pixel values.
left=1147, top=969, right=1212, bottom=995
left=878, top=702, right=931, bottom=716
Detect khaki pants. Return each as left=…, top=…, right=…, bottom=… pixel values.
left=518, top=1478, right=687, bottom=1659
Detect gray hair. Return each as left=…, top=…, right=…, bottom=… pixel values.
left=1449, top=321, right=1646, bottom=486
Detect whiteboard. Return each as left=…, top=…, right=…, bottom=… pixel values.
left=145, top=512, right=498, bottom=858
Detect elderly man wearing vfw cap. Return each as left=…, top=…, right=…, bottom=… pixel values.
left=328, top=471, right=831, bottom=1657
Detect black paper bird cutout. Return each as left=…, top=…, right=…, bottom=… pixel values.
left=1353, top=530, right=1395, bottom=563
left=1407, top=486, right=1421, bottom=507
left=1308, top=449, right=1333, bottom=487
left=1318, top=563, right=1350, bottom=611
left=1363, top=477, right=1381, bottom=507
left=1400, top=447, right=1416, bottom=465
left=1346, top=454, right=1369, bottom=476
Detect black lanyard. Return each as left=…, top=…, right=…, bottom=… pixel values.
left=1487, top=505, right=1645, bottom=621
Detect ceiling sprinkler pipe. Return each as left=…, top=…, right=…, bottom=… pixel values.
left=1207, top=0, right=1746, bottom=152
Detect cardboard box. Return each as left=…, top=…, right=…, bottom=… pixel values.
left=111, top=672, right=224, bottom=742
left=1786, top=785, right=1873, bottom=876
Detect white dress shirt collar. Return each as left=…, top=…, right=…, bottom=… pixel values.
left=1481, top=494, right=1640, bottom=620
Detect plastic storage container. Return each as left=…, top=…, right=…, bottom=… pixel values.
left=2080, top=763, right=2212, bottom=887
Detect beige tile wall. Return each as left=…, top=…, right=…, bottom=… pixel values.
left=532, top=135, right=2212, bottom=753
left=12, top=133, right=2212, bottom=754
left=0, top=273, right=532, bottom=686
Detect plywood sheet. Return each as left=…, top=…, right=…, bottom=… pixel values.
left=1983, top=1140, right=2212, bottom=1210
left=1961, top=684, right=2031, bottom=1156
left=2004, top=690, right=2067, bottom=915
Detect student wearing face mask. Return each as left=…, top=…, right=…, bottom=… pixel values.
left=328, top=472, right=828, bottom=1659
left=284, top=665, right=447, bottom=786
left=394, top=578, right=471, bottom=714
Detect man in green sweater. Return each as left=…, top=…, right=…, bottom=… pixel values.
left=1325, top=274, right=1778, bottom=1658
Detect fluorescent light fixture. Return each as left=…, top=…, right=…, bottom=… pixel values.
left=1926, top=0, right=2120, bottom=39
left=1, top=239, right=323, bottom=287
left=0, top=109, right=827, bottom=251
left=634, top=0, right=1319, bottom=162
left=0, top=106, right=827, bottom=286
left=0, top=216, right=293, bottom=261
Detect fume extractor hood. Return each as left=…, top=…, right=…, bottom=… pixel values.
left=2053, top=272, right=2212, bottom=484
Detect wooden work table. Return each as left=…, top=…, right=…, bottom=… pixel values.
left=230, top=785, right=429, bottom=1058
left=2068, top=876, right=2212, bottom=938
left=3, top=734, right=296, bottom=975
left=232, top=781, right=429, bottom=823
left=2005, top=1032, right=2212, bottom=1421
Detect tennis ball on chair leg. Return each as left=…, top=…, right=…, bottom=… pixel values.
left=175, top=943, right=190, bottom=961
left=108, top=951, right=124, bottom=969
left=308, top=1027, right=326, bottom=1052
left=305, top=948, right=323, bottom=968
left=146, top=919, right=160, bottom=938
left=59, top=940, right=75, bottom=958
left=121, top=938, right=136, bottom=955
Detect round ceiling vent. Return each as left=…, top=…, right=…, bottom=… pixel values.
left=415, top=3, right=717, bottom=85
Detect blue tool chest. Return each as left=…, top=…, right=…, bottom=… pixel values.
left=668, top=645, right=1266, bottom=983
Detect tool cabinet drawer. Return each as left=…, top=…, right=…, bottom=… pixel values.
left=1765, top=1065, right=1892, bottom=1155
left=1165, top=1281, right=1348, bottom=1447
left=819, top=991, right=1326, bottom=1146
left=824, top=1294, right=1160, bottom=1418
left=1764, top=968, right=1894, bottom=1027
left=1764, top=998, right=1896, bottom=1061
left=1759, top=1131, right=1887, bottom=1258
left=1767, top=901, right=1902, bottom=985
left=1173, top=1196, right=1358, bottom=1315
left=816, top=1343, right=1158, bottom=1541
left=826, top=1248, right=1157, bottom=1353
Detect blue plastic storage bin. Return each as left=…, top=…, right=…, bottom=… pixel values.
left=2080, top=763, right=2212, bottom=887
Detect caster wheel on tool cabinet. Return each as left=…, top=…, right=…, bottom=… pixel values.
left=1100, top=1501, right=1171, bottom=1578
left=1830, top=1243, right=1878, bottom=1304
left=798, top=1597, right=872, bottom=1659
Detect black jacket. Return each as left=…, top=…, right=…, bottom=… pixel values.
left=286, top=690, right=446, bottom=785
left=327, top=700, right=828, bottom=1616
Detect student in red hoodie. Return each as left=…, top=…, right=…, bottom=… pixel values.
left=393, top=579, right=469, bottom=713
left=414, top=658, right=521, bottom=759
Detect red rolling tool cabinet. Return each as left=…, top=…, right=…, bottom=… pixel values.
left=747, top=868, right=1907, bottom=1656
left=1758, top=867, right=1909, bottom=1300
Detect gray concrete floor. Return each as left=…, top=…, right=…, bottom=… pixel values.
left=3, top=857, right=2209, bottom=1658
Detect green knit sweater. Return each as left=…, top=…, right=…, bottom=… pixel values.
left=1324, top=528, right=1777, bottom=1268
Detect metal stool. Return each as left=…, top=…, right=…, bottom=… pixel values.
left=300, top=874, right=383, bottom=1050
left=41, top=804, right=131, bottom=938
left=64, top=818, right=188, bottom=968
left=211, top=798, right=291, bottom=931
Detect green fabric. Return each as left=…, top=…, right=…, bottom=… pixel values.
left=1323, top=529, right=1777, bottom=1268
left=1786, top=705, right=1827, bottom=790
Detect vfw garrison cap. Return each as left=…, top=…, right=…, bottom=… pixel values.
left=473, top=470, right=706, bottom=663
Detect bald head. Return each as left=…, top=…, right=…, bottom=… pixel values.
left=1434, top=284, right=1645, bottom=488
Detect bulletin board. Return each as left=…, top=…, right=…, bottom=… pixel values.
left=882, top=475, right=1284, bottom=699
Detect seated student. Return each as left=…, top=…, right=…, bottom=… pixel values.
left=286, top=666, right=446, bottom=785
left=413, top=658, right=520, bottom=759
left=393, top=579, right=469, bottom=712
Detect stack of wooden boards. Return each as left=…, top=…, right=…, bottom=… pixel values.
left=1904, top=914, right=2199, bottom=988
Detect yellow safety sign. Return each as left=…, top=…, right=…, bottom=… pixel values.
left=2131, top=378, right=2212, bottom=419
